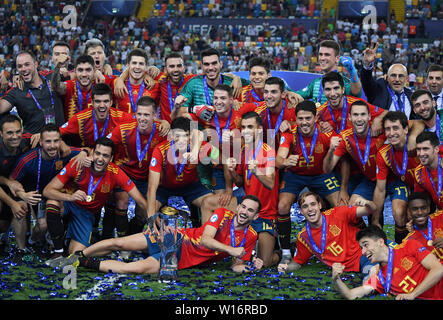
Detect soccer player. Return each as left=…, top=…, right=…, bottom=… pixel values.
left=54, top=195, right=264, bottom=274
left=278, top=191, right=377, bottom=280
left=332, top=225, right=443, bottom=300
left=0, top=115, right=33, bottom=257
left=414, top=131, right=443, bottom=210
left=10, top=124, right=84, bottom=260
left=425, top=64, right=443, bottom=110
left=239, top=56, right=272, bottom=103
left=373, top=111, right=422, bottom=243
left=146, top=117, right=215, bottom=229
left=113, top=48, right=157, bottom=115
left=43, top=137, right=147, bottom=264
left=59, top=83, right=134, bottom=148
left=317, top=71, right=386, bottom=136
left=410, top=89, right=440, bottom=140
left=174, top=48, right=246, bottom=121
left=225, top=111, right=280, bottom=267
left=294, top=40, right=362, bottom=105
left=323, top=100, right=388, bottom=206
left=51, top=54, right=96, bottom=121
left=239, top=77, right=296, bottom=149
left=405, top=192, right=443, bottom=262
left=276, top=100, right=341, bottom=263
left=109, top=96, right=167, bottom=236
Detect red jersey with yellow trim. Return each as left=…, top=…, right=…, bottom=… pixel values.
left=113, top=79, right=157, bottom=114
left=239, top=99, right=296, bottom=148
left=404, top=210, right=443, bottom=263
left=149, top=140, right=210, bottom=189
left=236, top=142, right=278, bottom=220
left=175, top=207, right=257, bottom=269
left=149, top=72, right=196, bottom=123
left=56, top=160, right=135, bottom=215
left=238, top=84, right=263, bottom=104
left=109, top=120, right=166, bottom=181
left=317, top=96, right=384, bottom=134
left=59, top=107, right=134, bottom=148
left=334, top=128, right=386, bottom=181
left=279, top=124, right=333, bottom=176
left=364, top=239, right=443, bottom=300
left=376, top=142, right=420, bottom=187
left=414, top=164, right=443, bottom=209
left=292, top=206, right=363, bottom=272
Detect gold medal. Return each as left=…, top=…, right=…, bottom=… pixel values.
left=139, top=161, right=142, bottom=168
left=86, top=195, right=92, bottom=202
left=401, top=175, right=405, bottom=182
left=427, top=240, right=433, bottom=246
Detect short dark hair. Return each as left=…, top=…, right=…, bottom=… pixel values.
left=240, top=194, right=262, bottom=213
left=40, top=123, right=60, bottom=137
left=264, top=76, right=285, bottom=92
left=91, top=83, right=112, bottom=100
left=319, top=40, right=341, bottom=56
left=165, top=51, right=184, bottom=64
left=201, top=48, right=220, bottom=60
left=416, top=131, right=440, bottom=148
left=248, top=56, right=271, bottom=73
left=349, top=99, right=370, bottom=114
left=16, top=50, right=37, bottom=63
left=241, top=111, right=263, bottom=127
left=356, top=225, right=387, bottom=245
left=93, top=136, right=114, bottom=155
left=0, top=114, right=22, bottom=131
left=298, top=191, right=322, bottom=207
left=296, top=100, right=317, bottom=116
left=382, top=111, right=408, bottom=129
left=52, top=41, right=71, bottom=52
left=171, top=116, right=192, bottom=132
left=214, top=83, right=233, bottom=97
left=411, top=89, right=433, bottom=103
left=137, top=96, right=158, bottom=113
left=75, top=54, right=95, bottom=68
left=322, top=71, right=344, bottom=89
left=127, top=48, right=148, bottom=65
left=408, top=192, right=431, bottom=207
left=427, top=64, right=443, bottom=74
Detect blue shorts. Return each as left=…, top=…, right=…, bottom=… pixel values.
left=212, top=167, right=226, bottom=191
left=279, top=171, right=340, bottom=199
left=133, top=179, right=148, bottom=196
left=63, top=201, right=95, bottom=247
left=156, top=181, right=212, bottom=206
left=337, top=175, right=376, bottom=201
left=386, top=179, right=409, bottom=202
left=145, top=232, right=183, bottom=262
left=250, top=217, right=276, bottom=236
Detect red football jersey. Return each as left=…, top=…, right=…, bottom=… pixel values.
left=376, top=143, right=420, bottom=187
left=404, top=210, right=443, bottom=263
left=292, top=206, right=363, bottom=272
left=334, top=128, right=386, bottom=181
left=57, top=160, right=135, bottom=215
left=59, top=107, right=134, bottom=148
left=414, top=164, right=443, bottom=209
left=279, top=124, right=333, bottom=176
left=173, top=208, right=257, bottom=269
left=238, top=84, right=263, bottom=104
left=149, top=73, right=196, bottom=123
left=364, top=239, right=443, bottom=300
left=236, top=142, right=278, bottom=220
left=62, top=80, right=93, bottom=121
left=149, top=140, right=210, bottom=189
left=113, top=80, right=157, bottom=114
left=109, top=120, right=166, bottom=181
left=317, top=96, right=384, bottom=134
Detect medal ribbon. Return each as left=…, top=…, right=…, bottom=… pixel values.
left=230, top=218, right=248, bottom=249
left=378, top=247, right=394, bottom=295
left=414, top=217, right=433, bottom=244
left=305, top=214, right=327, bottom=255
left=136, top=122, right=156, bottom=164
left=167, top=79, right=184, bottom=112
left=390, top=135, right=408, bottom=177
left=425, top=155, right=442, bottom=198
left=92, top=109, right=110, bottom=142
left=327, top=96, right=348, bottom=133
left=170, top=140, right=190, bottom=176
left=76, top=81, right=92, bottom=112
left=87, top=172, right=104, bottom=198
left=246, top=140, right=263, bottom=181
left=214, top=108, right=232, bottom=141
left=353, top=126, right=372, bottom=167
left=203, top=75, right=223, bottom=105
left=127, top=79, right=146, bottom=113
left=298, top=125, right=319, bottom=165
left=266, top=100, right=286, bottom=139
left=387, top=86, right=405, bottom=113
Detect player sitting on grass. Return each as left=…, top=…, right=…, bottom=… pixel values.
left=55, top=195, right=264, bottom=274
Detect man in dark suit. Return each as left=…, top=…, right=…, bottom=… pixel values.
left=360, top=42, right=417, bottom=120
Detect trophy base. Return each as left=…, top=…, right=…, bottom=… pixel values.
left=158, top=269, right=178, bottom=283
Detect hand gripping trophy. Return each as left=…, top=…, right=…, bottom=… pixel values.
left=148, top=206, right=189, bottom=283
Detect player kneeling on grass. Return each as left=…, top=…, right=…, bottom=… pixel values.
left=57, top=195, right=264, bottom=274
left=332, top=225, right=443, bottom=300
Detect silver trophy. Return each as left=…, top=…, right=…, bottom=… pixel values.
left=157, top=206, right=188, bottom=283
